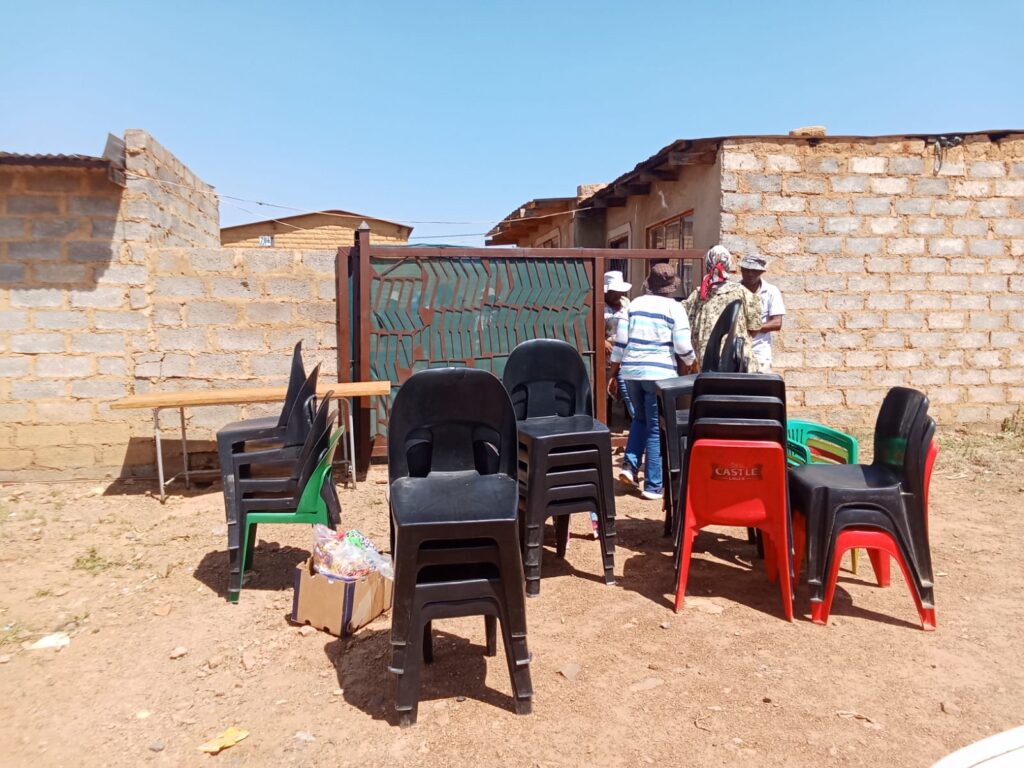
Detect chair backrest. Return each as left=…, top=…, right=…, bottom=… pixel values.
left=296, top=428, right=345, bottom=522
left=690, top=373, right=786, bottom=430
left=872, top=387, right=929, bottom=472
left=691, top=395, right=786, bottom=425
left=281, top=362, right=322, bottom=447
left=690, top=418, right=786, bottom=446
left=502, top=339, right=592, bottom=420
left=720, top=335, right=748, bottom=373
left=701, top=300, right=742, bottom=372
left=389, top=367, right=517, bottom=482
left=656, top=374, right=697, bottom=412
left=276, top=341, right=307, bottom=428
left=292, top=397, right=336, bottom=487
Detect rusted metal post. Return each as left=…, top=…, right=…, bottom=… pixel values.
left=594, top=255, right=607, bottom=425
left=335, top=246, right=351, bottom=384
left=355, top=223, right=373, bottom=474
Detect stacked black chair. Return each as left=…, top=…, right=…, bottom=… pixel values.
left=656, top=299, right=748, bottom=537
left=672, top=373, right=788, bottom=569
left=388, top=368, right=533, bottom=726
left=502, top=339, right=615, bottom=597
left=671, top=372, right=792, bottom=618
left=788, top=387, right=939, bottom=629
left=216, top=343, right=322, bottom=601
left=229, top=395, right=342, bottom=599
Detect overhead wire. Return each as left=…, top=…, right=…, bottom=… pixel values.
left=122, top=170, right=585, bottom=231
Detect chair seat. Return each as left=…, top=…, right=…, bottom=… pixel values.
left=788, top=462, right=901, bottom=497
left=516, top=415, right=609, bottom=441
left=217, top=415, right=280, bottom=443
left=391, top=472, right=518, bottom=525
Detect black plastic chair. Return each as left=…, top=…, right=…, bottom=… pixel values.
left=700, top=300, right=742, bottom=373
left=672, top=373, right=788, bottom=567
left=655, top=375, right=697, bottom=536
left=388, top=368, right=533, bottom=726
left=225, top=394, right=337, bottom=601
left=502, top=339, right=615, bottom=596
left=788, top=387, right=939, bottom=628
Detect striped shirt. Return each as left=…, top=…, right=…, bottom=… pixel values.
left=610, top=293, right=696, bottom=380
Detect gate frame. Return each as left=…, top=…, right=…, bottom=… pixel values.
left=336, top=225, right=706, bottom=470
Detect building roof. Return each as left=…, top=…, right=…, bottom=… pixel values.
left=486, top=128, right=1024, bottom=242
left=582, top=128, right=1024, bottom=209
left=0, top=134, right=128, bottom=186
left=0, top=152, right=111, bottom=168
left=486, top=197, right=577, bottom=245
left=221, top=209, right=413, bottom=235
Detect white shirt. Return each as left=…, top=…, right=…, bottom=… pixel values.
left=750, top=279, right=786, bottom=363
left=610, top=294, right=696, bottom=380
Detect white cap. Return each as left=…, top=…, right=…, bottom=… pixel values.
left=603, top=270, right=631, bottom=293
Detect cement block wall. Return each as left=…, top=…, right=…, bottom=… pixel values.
left=718, top=135, right=1024, bottom=427
left=1, top=132, right=341, bottom=480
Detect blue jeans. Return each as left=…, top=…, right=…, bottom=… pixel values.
left=623, top=379, right=662, bottom=494
left=617, top=369, right=635, bottom=419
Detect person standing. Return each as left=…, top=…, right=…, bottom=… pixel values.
left=738, top=254, right=786, bottom=373
left=608, top=263, right=697, bottom=501
left=603, top=270, right=633, bottom=419
left=683, top=245, right=762, bottom=371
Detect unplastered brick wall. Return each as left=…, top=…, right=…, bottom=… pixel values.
left=0, top=164, right=140, bottom=477
left=122, top=130, right=220, bottom=248
left=140, top=246, right=339, bottom=437
left=1, top=130, right=343, bottom=480
left=718, top=135, right=1024, bottom=427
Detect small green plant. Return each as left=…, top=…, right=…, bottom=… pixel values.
left=33, top=588, right=52, bottom=599
left=73, top=548, right=116, bottom=575
left=0, top=622, right=27, bottom=647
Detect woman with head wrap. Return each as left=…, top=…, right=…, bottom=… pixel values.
left=682, top=245, right=763, bottom=371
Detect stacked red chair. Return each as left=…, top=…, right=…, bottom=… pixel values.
left=788, top=387, right=939, bottom=630
left=672, top=373, right=793, bottom=620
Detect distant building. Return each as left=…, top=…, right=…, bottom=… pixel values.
left=221, top=210, right=412, bottom=249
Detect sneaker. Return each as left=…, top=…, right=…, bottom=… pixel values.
left=618, top=465, right=638, bottom=487
left=641, top=488, right=664, bottom=501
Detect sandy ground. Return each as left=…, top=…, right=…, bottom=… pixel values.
left=1, top=431, right=1023, bottom=767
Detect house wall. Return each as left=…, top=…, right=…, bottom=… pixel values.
left=717, top=135, right=1024, bottom=428
left=221, top=215, right=409, bottom=249
left=0, top=132, right=341, bottom=480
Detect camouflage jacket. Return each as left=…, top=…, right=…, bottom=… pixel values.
left=683, top=280, right=763, bottom=370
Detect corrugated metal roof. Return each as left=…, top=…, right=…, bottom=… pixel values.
left=0, top=152, right=111, bottom=168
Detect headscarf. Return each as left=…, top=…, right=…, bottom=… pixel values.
left=700, top=245, right=732, bottom=300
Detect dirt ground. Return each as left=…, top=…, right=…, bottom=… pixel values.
left=1, top=431, right=1023, bottom=768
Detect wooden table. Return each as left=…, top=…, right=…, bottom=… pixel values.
left=111, top=381, right=391, bottom=502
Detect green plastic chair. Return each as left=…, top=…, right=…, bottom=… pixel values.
left=786, top=418, right=861, bottom=572
left=787, top=419, right=859, bottom=465
left=235, top=429, right=344, bottom=602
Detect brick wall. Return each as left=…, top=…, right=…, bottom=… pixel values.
left=718, top=135, right=1024, bottom=427
left=1, top=132, right=341, bottom=480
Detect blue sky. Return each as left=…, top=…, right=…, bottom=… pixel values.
left=3, top=1, right=1022, bottom=245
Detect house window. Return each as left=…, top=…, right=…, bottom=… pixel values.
left=537, top=231, right=560, bottom=248
left=258, top=235, right=274, bottom=247
left=645, top=212, right=700, bottom=298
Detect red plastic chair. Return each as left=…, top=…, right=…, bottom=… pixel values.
left=673, top=439, right=793, bottom=620
left=793, top=440, right=939, bottom=630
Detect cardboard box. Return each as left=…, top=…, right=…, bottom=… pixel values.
left=291, top=557, right=393, bottom=636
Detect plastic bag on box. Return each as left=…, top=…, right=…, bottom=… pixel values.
left=312, top=525, right=394, bottom=581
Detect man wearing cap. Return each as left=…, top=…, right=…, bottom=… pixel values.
left=739, top=254, right=786, bottom=373
left=608, top=263, right=697, bottom=501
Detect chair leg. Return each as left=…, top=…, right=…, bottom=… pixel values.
left=422, top=620, right=434, bottom=664
left=485, top=614, right=497, bottom=657
left=792, top=512, right=806, bottom=583
left=522, top=515, right=544, bottom=597
left=769, top=527, right=794, bottom=622
left=495, top=611, right=533, bottom=715
left=554, top=515, right=570, bottom=559
left=595, top=438, right=617, bottom=586
left=867, top=549, right=890, bottom=587
left=395, top=606, right=424, bottom=727
left=673, top=523, right=697, bottom=613
left=243, top=522, right=257, bottom=575
left=812, top=539, right=848, bottom=626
